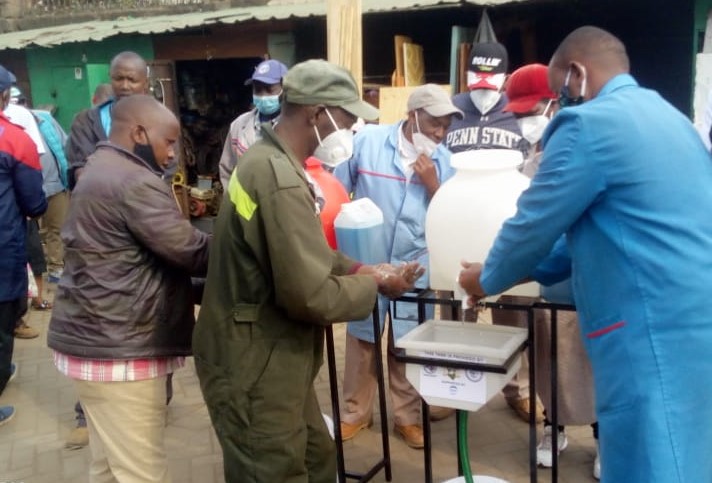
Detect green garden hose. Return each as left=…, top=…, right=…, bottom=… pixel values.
left=457, top=409, right=474, bottom=483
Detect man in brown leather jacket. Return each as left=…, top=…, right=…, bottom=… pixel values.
left=48, top=95, right=209, bottom=483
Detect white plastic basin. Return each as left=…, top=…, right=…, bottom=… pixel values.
left=396, top=320, right=527, bottom=411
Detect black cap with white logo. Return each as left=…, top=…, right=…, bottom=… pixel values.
left=468, top=42, right=508, bottom=75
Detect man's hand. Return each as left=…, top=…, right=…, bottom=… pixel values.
left=362, top=262, right=425, bottom=299
left=412, top=154, right=439, bottom=197
left=458, top=260, right=487, bottom=305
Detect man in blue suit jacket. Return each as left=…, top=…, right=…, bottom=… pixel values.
left=459, top=26, right=712, bottom=482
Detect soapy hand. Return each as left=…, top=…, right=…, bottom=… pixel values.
left=374, top=262, right=425, bottom=299
left=458, top=260, right=487, bottom=306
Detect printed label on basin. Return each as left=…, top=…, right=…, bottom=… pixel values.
left=418, top=351, right=487, bottom=404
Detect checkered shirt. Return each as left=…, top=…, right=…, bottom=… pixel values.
left=53, top=351, right=185, bottom=382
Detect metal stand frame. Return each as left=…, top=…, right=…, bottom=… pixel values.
left=326, top=291, right=577, bottom=482
left=390, top=290, right=541, bottom=483
left=326, top=301, right=392, bottom=483
left=531, top=301, right=576, bottom=482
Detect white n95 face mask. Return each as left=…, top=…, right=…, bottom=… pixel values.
left=517, top=115, right=550, bottom=145
left=412, top=110, right=438, bottom=157
left=469, top=89, right=502, bottom=115
left=313, top=108, right=354, bottom=168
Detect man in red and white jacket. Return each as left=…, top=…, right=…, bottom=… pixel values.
left=0, top=64, right=47, bottom=426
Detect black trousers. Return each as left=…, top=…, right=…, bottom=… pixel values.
left=0, top=297, right=27, bottom=395
left=26, top=219, right=47, bottom=277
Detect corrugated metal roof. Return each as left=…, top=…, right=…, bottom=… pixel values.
left=0, top=0, right=532, bottom=50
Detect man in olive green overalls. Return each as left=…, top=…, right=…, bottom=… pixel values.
left=193, top=59, right=424, bottom=483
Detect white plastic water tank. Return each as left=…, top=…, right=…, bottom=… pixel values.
left=426, top=149, right=539, bottom=296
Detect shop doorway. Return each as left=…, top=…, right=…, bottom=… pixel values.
left=174, top=57, right=263, bottom=184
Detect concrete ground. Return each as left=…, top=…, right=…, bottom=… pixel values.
left=0, top=282, right=598, bottom=483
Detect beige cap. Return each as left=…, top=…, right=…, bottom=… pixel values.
left=407, top=84, right=464, bottom=119
left=283, top=59, right=380, bottom=121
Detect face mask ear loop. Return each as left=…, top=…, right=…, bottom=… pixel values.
left=497, top=74, right=508, bottom=94
left=313, top=125, right=325, bottom=146
left=136, top=125, right=149, bottom=145
left=580, top=65, right=588, bottom=99
left=313, top=109, right=325, bottom=145
left=542, top=99, right=553, bottom=118
left=563, top=67, right=572, bottom=88
left=324, top=107, right=341, bottom=132
left=414, top=110, right=423, bottom=135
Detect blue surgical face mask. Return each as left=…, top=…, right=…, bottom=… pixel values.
left=253, top=93, right=281, bottom=115
left=559, top=65, right=587, bottom=108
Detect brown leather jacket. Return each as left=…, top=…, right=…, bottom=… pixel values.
left=48, top=142, right=210, bottom=359
left=65, top=102, right=108, bottom=189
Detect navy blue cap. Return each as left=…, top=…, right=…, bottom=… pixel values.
left=245, top=59, right=288, bottom=86
left=0, top=65, right=17, bottom=92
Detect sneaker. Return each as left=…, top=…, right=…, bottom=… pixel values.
left=8, top=363, right=17, bottom=384
left=593, top=440, right=600, bottom=479
left=14, top=320, right=40, bottom=339
left=537, top=425, right=568, bottom=467
left=0, top=406, right=15, bottom=426
left=65, top=426, right=89, bottom=449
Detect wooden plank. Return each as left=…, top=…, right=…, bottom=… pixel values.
left=393, top=34, right=412, bottom=87
left=458, top=43, right=471, bottom=94
left=327, top=0, right=363, bottom=94
left=403, top=42, right=425, bottom=87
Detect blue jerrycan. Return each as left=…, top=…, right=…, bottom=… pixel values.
left=334, top=198, right=388, bottom=265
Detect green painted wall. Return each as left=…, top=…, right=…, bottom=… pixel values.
left=26, top=35, right=153, bottom=130
left=86, top=63, right=111, bottom=97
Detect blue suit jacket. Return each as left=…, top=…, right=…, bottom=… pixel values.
left=481, top=74, right=712, bottom=482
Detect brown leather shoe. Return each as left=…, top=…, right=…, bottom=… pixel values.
left=507, top=397, right=544, bottom=423
left=14, top=320, right=39, bottom=339
left=394, top=424, right=424, bottom=449
left=340, top=420, right=371, bottom=442
left=429, top=406, right=455, bottom=422
left=65, top=426, right=89, bottom=449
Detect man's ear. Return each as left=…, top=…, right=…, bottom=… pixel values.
left=130, top=125, right=148, bottom=145
left=570, top=62, right=586, bottom=81
left=307, top=105, right=324, bottom=127
left=406, top=110, right=416, bottom=125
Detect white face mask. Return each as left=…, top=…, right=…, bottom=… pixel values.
left=469, top=89, right=502, bottom=115
left=313, top=108, right=354, bottom=168
left=517, top=115, right=550, bottom=145
left=411, top=110, right=438, bottom=157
